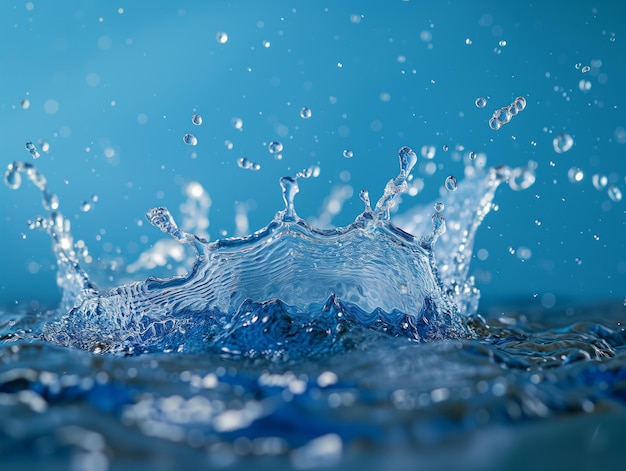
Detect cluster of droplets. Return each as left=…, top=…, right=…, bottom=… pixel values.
left=488, top=96, right=526, bottom=131
left=4, top=161, right=59, bottom=211
left=182, top=114, right=203, bottom=147
left=237, top=157, right=261, bottom=171
left=268, top=141, right=283, bottom=160
left=591, top=173, right=622, bottom=202
left=25, top=141, right=40, bottom=159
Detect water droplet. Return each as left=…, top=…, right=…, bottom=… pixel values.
left=262, top=40, right=271, bottom=48
left=488, top=117, right=501, bottom=131
left=567, top=167, right=584, bottom=183
left=497, top=107, right=512, bottom=124
left=442, top=144, right=449, bottom=152
left=421, top=145, right=436, bottom=159
left=4, top=164, right=22, bottom=189
left=191, top=114, right=203, bottom=125
left=38, top=140, right=50, bottom=153
left=434, top=201, right=444, bottom=212
left=498, top=40, right=507, bottom=47
left=574, top=257, right=583, bottom=265
left=216, top=32, right=228, bottom=44
left=300, top=107, right=312, bottom=119
left=20, top=98, right=30, bottom=109
left=80, top=201, right=92, bottom=212
left=582, top=65, right=590, bottom=73
left=553, top=133, right=574, bottom=153
left=592, top=174, right=608, bottom=191
left=608, top=185, right=622, bottom=202
left=468, top=151, right=477, bottom=160
left=475, top=97, right=487, bottom=108
left=25, top=142, right=40, bottom=159
left=183, top=134, right=198, bottom=146
left=268, top=141, right=283, bottom=154
left=444, top=175, right=458, bottom=192
left=231, top=117, right=243, bottom=130
left=237, top=157, right=261, bottom=171
left=343, top=149, right=353, bottom=159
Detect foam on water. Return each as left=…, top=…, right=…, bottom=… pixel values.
left=5, top=146, right=512, bottom=356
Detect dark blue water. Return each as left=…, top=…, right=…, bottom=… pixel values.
left=2, top=2, right=626, bottom=470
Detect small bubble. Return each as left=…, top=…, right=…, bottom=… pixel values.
left=237, top=157, right=261, bottom=171
left=434, top=201, right=444, bottom=212
left=268, top=141, right=283, bottom=154
left=342, top=149, right=354, bottom=159
left=25, top=142, right=40, bottom=159
left=608, top=185, right=622, bottom=202
left=567, top=167, right=584, bottom=183
left=468, top=151, right=477, bottom=160
left=20, top=98, right=30, bottom=109
left=300, top=107, right=312, bottom=119
left=498, top=40, right=507, bottom=47
left=231, top=117, right=243, bottom=130
left=574, top=257, right=583, bottom=265
left=582, top=65, right=590, bottom=73
left=224, top=140, right=233, bottom=150
left=444, top=175, right=457, bottom=192
left=465, top=38, right=472, bottom=45
left=475, top=97, right=487, bottom=108
left=216, top=32, right=228, bottom=44
left=553, top=133, right=574, bottom=153
left=183, top=134, right=198, bottom=146
left=91, top=194, right=99, bottom=203
left=442, top=144, right=449, bottom=152
left=80, top=201, right=92, bottom=212
left=262, top=40, right=271, bottom=48
left=191, top=114, right=203, bottom=125
left=592, top=174, right=608, bottom=191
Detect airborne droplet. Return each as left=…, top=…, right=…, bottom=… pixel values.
left=237, top=157, right=261, bottom=171
left=444, top=175, right=458, bottom=192
left=553, top=133, right=574, bottom=154
left=183, top=134, right=198, bottom=146
left=26, top=142, right=40, bottom=159
left=268, top=141, right=283, bottom=154
left=216, top=32, right=228, bottom=44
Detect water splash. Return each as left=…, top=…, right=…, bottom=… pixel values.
left=4, top=146, right=530, bottom=356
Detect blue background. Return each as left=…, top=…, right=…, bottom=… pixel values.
left=1, top=1, right=625, bottom=311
